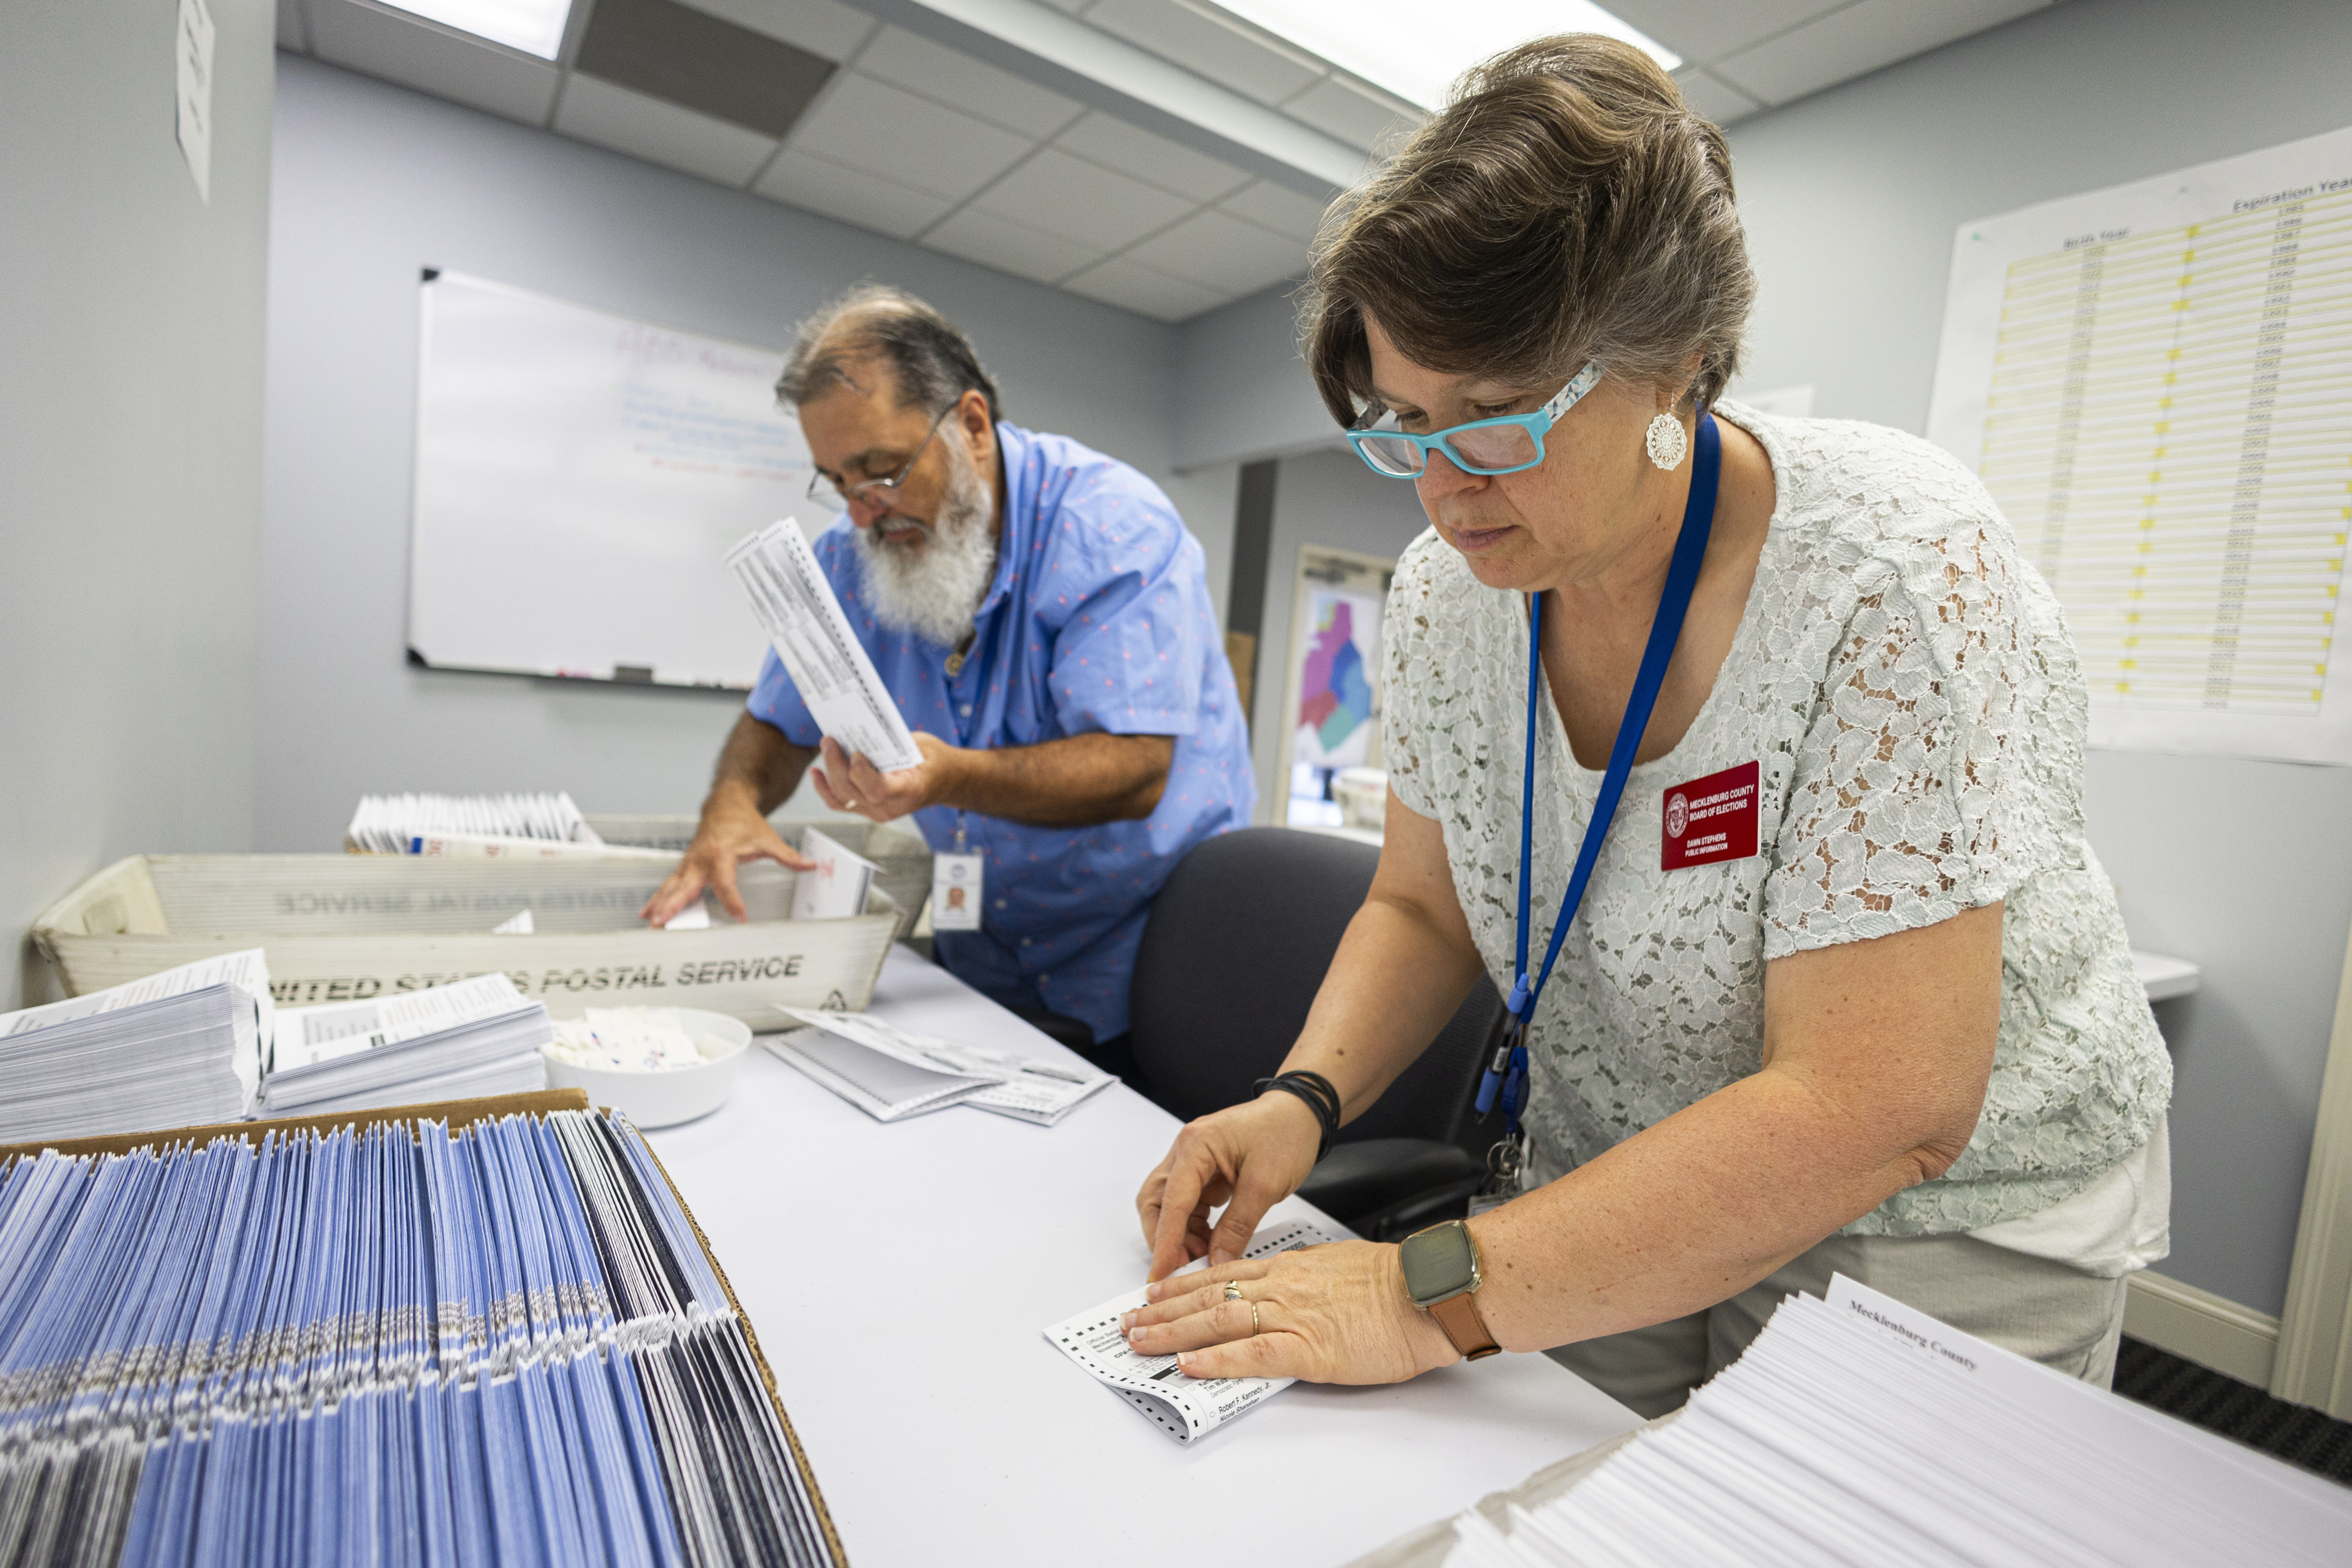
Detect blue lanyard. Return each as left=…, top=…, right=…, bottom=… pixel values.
left=1475, top=411, right=1724, bottom=1135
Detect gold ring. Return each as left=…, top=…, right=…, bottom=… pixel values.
left=1250, top=1302, right=1262, bottom=1336
left=1223, top=1280, right=1243, bottom=1301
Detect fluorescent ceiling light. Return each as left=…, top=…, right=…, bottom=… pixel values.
left=1210, top=0, right=1679, bottom=111
left=379, top=0, right=573, bottom=59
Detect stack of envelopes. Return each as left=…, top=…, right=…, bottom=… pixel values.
left=0, top=1105, right=842, bottom=1567
left=261, top=971, right=550, bottom=1116
left=0, top=951, right=267, bottom=1142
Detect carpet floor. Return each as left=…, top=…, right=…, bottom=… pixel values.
left=2112, top=1336, right=2352, bottom=1485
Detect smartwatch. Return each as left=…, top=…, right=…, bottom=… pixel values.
left=1398, top=1219, right=1501, bottom=1361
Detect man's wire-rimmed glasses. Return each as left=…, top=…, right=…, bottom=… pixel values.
left=807, top=405, right=954, bottom=512
left=1345, top=361, right=1604, bottom=479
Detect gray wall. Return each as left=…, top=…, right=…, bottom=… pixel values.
left=1, top=0, right=276, bottom=1010
left=260, top=54, right=1236, bottom=850
left=1204, top=0, right=2352, bottom=1315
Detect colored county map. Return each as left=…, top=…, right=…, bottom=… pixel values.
left=1298, top=599, right=1374, bottom=754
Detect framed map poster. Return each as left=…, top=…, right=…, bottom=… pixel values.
left=1276, top=545, right=1395, bottom=828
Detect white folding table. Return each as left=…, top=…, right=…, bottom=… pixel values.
left=645, top=946, right=1641, bottom=1567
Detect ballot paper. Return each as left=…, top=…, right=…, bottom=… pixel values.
left=791, top=827, right=878, bottom=920
left=409, top=831, right=674, bottom=860
left=769, top=1007, right=1115, bottom=1125
left=263, top=971, right=549, bottom=1114
left=1440, top=1274, right=2352, bottom=1567
left=727, top=521, right=923, bottom=772
left=346, top=790, right=601, bottom=852
left=0, top=949, right=269, bottom=1139
left=1043, top=1220, right=1336, bottom=1445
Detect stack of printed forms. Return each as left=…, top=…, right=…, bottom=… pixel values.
left=1445, top=1274, right=2352, bottom=1568
left=0, top=950, right=269, bottom=1141
left=765, top=1007, right=1114, bottom=1126
left=345, top=789, right=616, bottom=854
left=262, top=972, right=550, bottom=1116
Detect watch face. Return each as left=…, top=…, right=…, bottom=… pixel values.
left=1400, top=1222, right=1477, bottom=1308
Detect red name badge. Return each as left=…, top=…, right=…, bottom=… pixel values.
left=1662, top=760, right=1760, bottom=871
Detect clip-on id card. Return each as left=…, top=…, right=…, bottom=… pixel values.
left=932, top=853, right=982, bottom=931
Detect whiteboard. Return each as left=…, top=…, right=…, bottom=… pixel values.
left=407, top=272, right=836, bottom=690
left=1924, top=126, right=2352, bottom=764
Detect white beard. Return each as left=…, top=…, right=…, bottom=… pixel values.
left=851, top=438, right=998, bottom=648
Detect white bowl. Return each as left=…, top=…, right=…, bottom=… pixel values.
left=540, top=1007, right=753, bottom=1129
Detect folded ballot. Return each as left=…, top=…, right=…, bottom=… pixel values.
left=1044, top=1218, right=1337, bottom=1445
left=262, top=972, right=549, bottom=1115
left=0, top=949, right=269, bottom=1141
left=766, top=1007, right=1114, bottom=1125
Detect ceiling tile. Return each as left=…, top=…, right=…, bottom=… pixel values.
left=1712, top=0, right=2047, bottom=105
left=306, top=0, right=560, bottom=125
left=1217, top=179, right=1327, bottom=243
left=1122, top=207, right=1305, bottom=294
left=1051, top=111, right=1250, bottom=203
left=278, top=0, right=308, bottom=50
left=857, top=26, right=1085, bottom=140
left=554, top=74, right=779, bottom=186
left=575, top=0, right=833, bottom=138
left=1280, top=74, right=1416, bottom=154
left=671, top=0, right=875, bottom=62
left=1602, top=1, right=1851, bottom=65
left=1671, top=66, right=1764, bottom=125
left=972, top=147, right=1194, bottom=251
left=787, top=72, right=1037, bottom=202
left=1062, top=257, right=1228, bottom=323
left=1082, top=0, right=1323, bottom=107
left=924, top=208, right=1103, bottom=285
left=755, top=148, right=956, bottom=239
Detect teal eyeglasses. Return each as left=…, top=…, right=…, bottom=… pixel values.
left=1346, top=361, right=1604, bottom=479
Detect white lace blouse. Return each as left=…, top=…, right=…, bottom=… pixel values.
left=1383, top=402, right=2172, bottom=1236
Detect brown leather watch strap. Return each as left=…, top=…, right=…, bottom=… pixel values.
left=1428, top=1291, right=1501, bottom=1361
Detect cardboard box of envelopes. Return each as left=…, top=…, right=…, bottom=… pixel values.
left=31, top=851, right=900, bottom=1028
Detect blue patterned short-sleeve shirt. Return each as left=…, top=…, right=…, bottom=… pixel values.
left=747, top=422, right=1256, bottom=1041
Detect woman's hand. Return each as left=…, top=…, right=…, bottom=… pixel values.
left=1117, top=1241, right=1459, bottom=1384
left=1136, top=1094, right=1323, bottom=1282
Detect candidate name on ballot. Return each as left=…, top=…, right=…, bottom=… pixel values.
left=727, top=522, right=922, bottom=773
left=1044, top=1219, right=1334, bottom=1445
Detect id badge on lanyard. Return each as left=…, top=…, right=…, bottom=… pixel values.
left=1471, top=411, right=1724, bottom=1214
left=931, top=815, right=982, bottom=931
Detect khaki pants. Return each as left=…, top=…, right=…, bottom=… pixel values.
left=1546, top=1232, right=2131, bottom=1419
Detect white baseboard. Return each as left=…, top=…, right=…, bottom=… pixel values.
left=2125, top=1270, right=2281, bottom=1388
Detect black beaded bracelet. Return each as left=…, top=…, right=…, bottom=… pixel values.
left=1254, top=1070, right=1340, bottom=1162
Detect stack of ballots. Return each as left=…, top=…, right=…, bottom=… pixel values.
left=0, top=1104, right=844, bottom=1567
left=345, top=789, right=602, bottom=852
left=0, top=950, right=267, bottom=1143
left=262, top=971, right=550, bottom=1116
left=1440, top=1274, right=2352, bottom=1568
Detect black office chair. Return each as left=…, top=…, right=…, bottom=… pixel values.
left=1128, top=827, right=1504, bottom=1240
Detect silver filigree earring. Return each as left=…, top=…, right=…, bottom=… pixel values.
left=1645, top=413, right=1689, bottom=470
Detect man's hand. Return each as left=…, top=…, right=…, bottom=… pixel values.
left=640, top=796, right=815, bottom=926
left=807, top=733, right=964, bottom=823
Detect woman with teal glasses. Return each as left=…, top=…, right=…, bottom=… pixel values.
left=1124, top=33, right=2171, bottom=1417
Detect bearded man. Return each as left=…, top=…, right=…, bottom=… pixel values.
left=644, top=285, right=1255, bottom=1069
